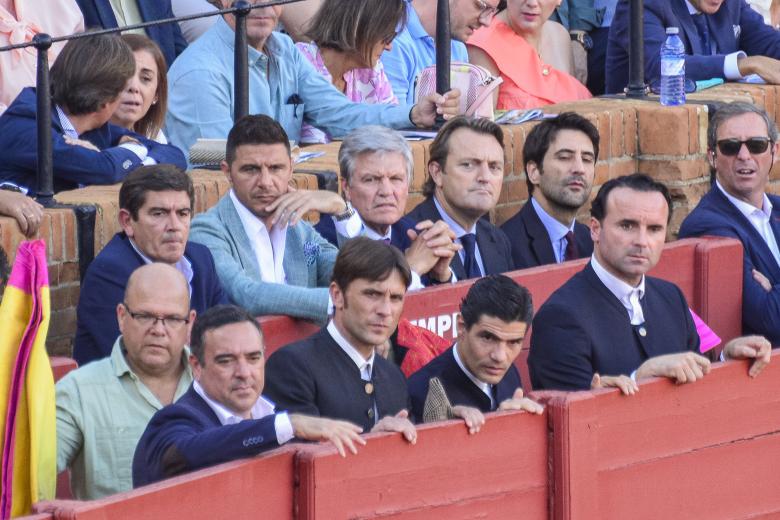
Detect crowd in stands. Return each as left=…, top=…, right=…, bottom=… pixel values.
left=0, top=0, right=778, bottom=505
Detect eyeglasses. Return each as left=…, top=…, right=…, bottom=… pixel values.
left=122, top=302, right=190, bottom=330
left=475, top=0, right=499, bottom=20
left=716, top=137, right=773, bottom=156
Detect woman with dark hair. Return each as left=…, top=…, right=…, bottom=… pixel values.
left=110, top=34, right=169, bottom=143
left=295, top=0, right=405, bottom=143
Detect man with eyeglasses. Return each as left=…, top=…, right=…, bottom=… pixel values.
left=680, top=102, right=780, bottom=345
left=383, top=0, right=500, bottom=105
left=56, top=263, right=195, bottom=499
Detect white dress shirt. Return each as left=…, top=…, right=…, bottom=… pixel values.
left=716, top=181, right=780, bottom=267
left=230, top=189, right=288, bottom=284
left=333, top=212, right=427, bottom=290
left=531, top=198, right=578, bottom=263
left=327, top=320, right=375, bottom=381
left=453, top=342, right=495, bottom=408
left=591, top=254, right=646, bottom=325
left=433, top=196, right=486, bottom=276
left=684, top=0, right=746, bottom=79
left=192, top=380, right=294, bottom=444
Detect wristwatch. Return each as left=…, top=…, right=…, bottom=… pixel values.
left=334, top=204, right=355, bottom=221
left=570, top=30, right=593, bottom=51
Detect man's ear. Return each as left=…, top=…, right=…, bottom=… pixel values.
left=118, top=208, right=135, bottom=237
left=589, top=216, right=601, bottom=243
left=707, top=149, right=716, bottom=170
left=455, top=314, right=466, bottom=338
left=221, top=161, right=232, bottom=184
left=428, top=161, right=444, bottom=188
left=329, top=281, right=344, bottom=311
left=526, top=161, right=541, bottom=187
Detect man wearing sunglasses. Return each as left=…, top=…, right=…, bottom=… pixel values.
left=56, top=263, right=195, bottom=499
left=383, top=0, right=500, bottom=105
left=680, top=102, right=780, bottom=345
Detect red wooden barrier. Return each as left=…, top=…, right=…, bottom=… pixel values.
left=539, top=350, right=780, bottom=520
left=295, top=411, right=548, bottom=519
left=50, top=356, right=77, bottom=382
left=37, top=447, right=297, bottom=519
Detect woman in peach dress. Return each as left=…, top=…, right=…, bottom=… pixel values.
left=467, top=0, right=591, bottom=110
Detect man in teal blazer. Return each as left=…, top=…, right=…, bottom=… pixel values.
left=190, top=115, right=348, bottom=323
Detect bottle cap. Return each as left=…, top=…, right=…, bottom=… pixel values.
left=666, top=26, right=679, bottom=34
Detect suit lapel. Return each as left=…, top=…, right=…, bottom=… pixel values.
left=282, top=226, right=307, bottom=286
left=476, top=220, right=503, bottom=276
left=522, top=203, right=557, bottom=266
left=93, top=0, right=119, bottom=28
left=217, top=196, right=262, bottom=281
left=672, top=0, right=704, bottom=54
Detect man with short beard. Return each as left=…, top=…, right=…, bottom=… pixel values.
left=501, top=112, right=599, bottom=269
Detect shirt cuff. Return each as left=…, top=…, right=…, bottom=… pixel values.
left=724, top=51, right=747, bottom=80
left=408, top=270, right=425, bottom=291
left=119, top=142, right=149, bottom=161
left=142, top=156, right=158, bottom=166
left=274, top=412, right=295, bottom=445
left=630, top=370, right=638, bottom=382
left=332, top=212, right=361, bottom=238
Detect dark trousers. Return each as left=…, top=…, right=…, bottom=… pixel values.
left=587, top=26, right=610, bottom=96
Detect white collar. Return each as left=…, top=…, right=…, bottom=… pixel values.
left=128, top=238, right=194, bottom=288
left=56, top=105, right=79, bottom=139
left=716, top=180, right=773, bottom=220
left=327, top=320, right=375, bottom=376
left=452, top=343, right=492, bottom=399
left=433, top=195, right=477, bottom=237
left=685, top=0, right=701, bottom=14
left=361, top=216, right=392, bottom=242
left=590, top=253, right=645, bottom=302
left=192, top=380, right=276, bottom=425
left=229, top=189, right=287, bottom=239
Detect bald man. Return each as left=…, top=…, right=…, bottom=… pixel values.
left=56, top=263, right=196, bottom=500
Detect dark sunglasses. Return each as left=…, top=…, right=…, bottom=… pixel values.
left=716, top=137, right=773, bottom=156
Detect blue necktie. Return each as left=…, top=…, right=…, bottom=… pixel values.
left=460, top=233, right=482, bottom=279
left=691, top=14, right=713, bottom=55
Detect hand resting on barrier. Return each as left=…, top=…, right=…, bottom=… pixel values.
left=591, top=373, right=639, bottom=395
left=722, top=335, right=772, bottom=378
left=635, top=352, right=712, bottom=384
left=372, top=409, right=418, bottom=444
left=497, top=388, right=545, bottom=414
left=451, top=405, right=486, bottom=435
left=290, top=414, right=365, bottom=457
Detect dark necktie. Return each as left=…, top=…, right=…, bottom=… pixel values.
left=691, top=14, right=712, bottom=55
left=460, top=233, right=482, bottom=279
left=382, top=238, right=391, bottom=245
left=564, top=230, right=580, bottom=261
left=490, top=384, right=499, bottom=411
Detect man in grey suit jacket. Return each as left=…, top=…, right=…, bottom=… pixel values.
left=190, top=115, right=351, bottom=322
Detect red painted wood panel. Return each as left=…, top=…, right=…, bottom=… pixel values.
left=546, top=350, right=780, bottom=520
left=296, top=411, right=549, bottom=519
left=45, top=447, right=297, bottom=520
left=50, top=356, right=77, bottom=382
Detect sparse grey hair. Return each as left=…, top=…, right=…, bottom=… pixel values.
left=338, top=126, right=414, bottom=184
left=708, top=102, right=779, bottom=151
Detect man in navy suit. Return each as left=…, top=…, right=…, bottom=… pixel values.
left=74, top=165, right=227, bottom=366
left=501, top=113, right=598, bottom=270
left=680, top=103, right=780, bottom=345
left=406, top=116, right=514, bottom=281
left=606, top=0, right=780, bottom=93
left=265, top=238, right=484, bottom=438
left=0, top=34, right=186, bottom=197
left=408, top=275, right=544, bottom=421
left=76, top=0, right=187, bottom=68
left=133, top=304, right=364, bottom=487
left=316, top=126, right=458, bottom=289
left=529, top=174, right=771, bottom=392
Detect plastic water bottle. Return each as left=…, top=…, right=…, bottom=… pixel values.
left=660, top=27, right=686, bottom=106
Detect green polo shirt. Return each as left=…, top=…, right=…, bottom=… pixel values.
left=56, top=337, right=192, bottom=499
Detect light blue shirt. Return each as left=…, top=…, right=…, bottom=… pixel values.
left=531, top=198, right=577, bottom=263
left=433, top=195, right=485, bottom=276
left=383, top=0, right=469, bottom=106
left=166, top=17, right=413, bottom=156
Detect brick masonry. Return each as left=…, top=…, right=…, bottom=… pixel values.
left=1, top=83, right=779, bottom=356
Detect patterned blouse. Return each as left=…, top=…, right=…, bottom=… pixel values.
left=295, top=41, right=398, bottom=144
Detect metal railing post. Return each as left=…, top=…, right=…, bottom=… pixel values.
left=625, top=0, right=646, bottom=98
left=233, top=0, right=251, bottom=121
left=435, top=0, right=450, bottom=127
left=33, top=33, right=54, bottom=206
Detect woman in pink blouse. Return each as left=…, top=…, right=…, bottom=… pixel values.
left=295, top=0, right=404, bottom=144
left=0, top=0, right=83, bottom=114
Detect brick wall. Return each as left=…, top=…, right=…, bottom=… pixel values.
left=1, top=83, right=779, bottom=356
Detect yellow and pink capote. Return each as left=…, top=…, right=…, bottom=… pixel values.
left=0, top=240, right=56, bottom=518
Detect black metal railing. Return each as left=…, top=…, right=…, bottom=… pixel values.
left=0, top=0, right=305, bottom=207
left=0, top=0, right=647, bottom=206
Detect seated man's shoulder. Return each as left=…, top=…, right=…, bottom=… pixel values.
left=407, top=348, right=452, bottom=388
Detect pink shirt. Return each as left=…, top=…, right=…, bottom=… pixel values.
left=0, top=0, right=83, bottom=113
left=295, top=41, right=398, bottom=144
